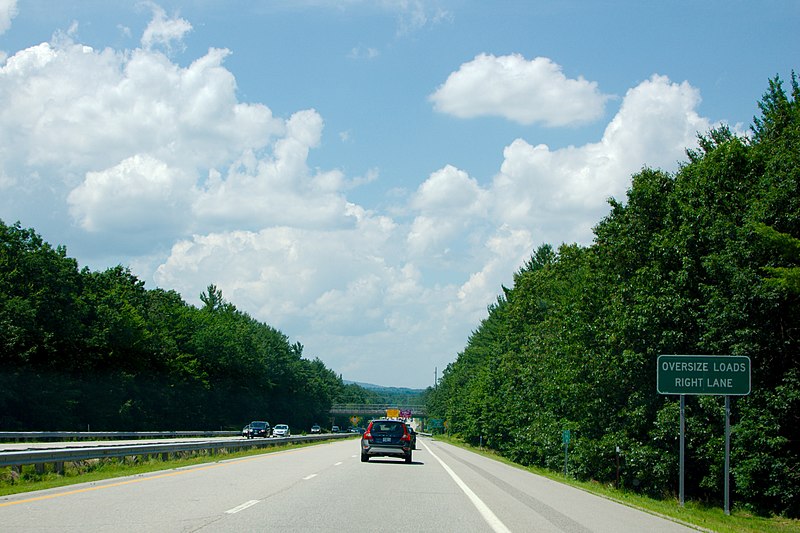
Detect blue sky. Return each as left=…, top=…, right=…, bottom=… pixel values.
left=1, top=0, right=797, bottom=388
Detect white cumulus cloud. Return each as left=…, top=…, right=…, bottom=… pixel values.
left=399, top=73, right=711, bottom=302
left=140, top=3, right=192, bottom=52
left=408, top=165, right=488, bottom=260
left=488, top=74, right=711, bottom=246
left=67, top=154, right=195, bottom=234
left=0, top=34, right=283, bottom=242
left=430, top=53, right=611, bottom=126
left=0, top=0, right=17, bottom=35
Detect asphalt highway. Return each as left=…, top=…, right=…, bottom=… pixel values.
left=0, top=438, right=695, bottom=532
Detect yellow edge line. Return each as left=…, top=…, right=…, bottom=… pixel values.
left=0, top=446, right=301, bottom=508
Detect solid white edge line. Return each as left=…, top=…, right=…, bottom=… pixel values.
left=421, top=441, right=512, bottom=533
left=225, top=500, right=260, bottom=514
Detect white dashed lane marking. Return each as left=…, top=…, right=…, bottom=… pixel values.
left=225, top=500, right=260, bottom=514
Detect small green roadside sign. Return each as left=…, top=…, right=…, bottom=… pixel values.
left=657, top=355, right=751, bottom=396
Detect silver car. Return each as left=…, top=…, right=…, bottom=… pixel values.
left=272, top=424, right=290, bottom=438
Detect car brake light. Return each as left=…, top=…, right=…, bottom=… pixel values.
left=363, top=430, right=372, bottom=441
left=400, top=426, right=410, bottom=442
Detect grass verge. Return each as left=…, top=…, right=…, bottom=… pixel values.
left=0, top=438, right=339, bottom=498
left=433, top=435, right=799, bottom=533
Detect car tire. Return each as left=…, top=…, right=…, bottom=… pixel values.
left=405, top=453, right=412, bottom=464
left=361, top=454, right=369, bottom=462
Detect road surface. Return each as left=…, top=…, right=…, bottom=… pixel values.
left=0, top=437, right=696, bottom=532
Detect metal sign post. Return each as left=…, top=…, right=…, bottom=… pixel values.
left=725, top=395, right=731, bottom=515
left=562, top=429, right=571, bottom=477
left=657, top=355, right=751, bottom=514
left=680, top=394, right=685, bottom=507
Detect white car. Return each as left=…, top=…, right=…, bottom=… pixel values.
left=272, top=424, right=290, bottom=438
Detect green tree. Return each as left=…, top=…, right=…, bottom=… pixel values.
left=0, top=220, right=350, bottom=434
left=0, top=220, right=86, bottom=429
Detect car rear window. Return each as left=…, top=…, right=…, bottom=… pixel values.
left=371, top=422, right=404, bottom=435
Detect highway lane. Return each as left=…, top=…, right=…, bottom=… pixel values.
left=0, top=438, right=695, bottom=532
left=422, top=440, right=693, bottom=533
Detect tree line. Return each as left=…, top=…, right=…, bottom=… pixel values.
left=0, top=227, right=361, bottom=432
left=425, top=74, right=800, bottom=517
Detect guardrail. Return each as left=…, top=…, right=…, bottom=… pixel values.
left=0, top=431, right=239, bottom=442
left=0, top=433, right=356, bottom=472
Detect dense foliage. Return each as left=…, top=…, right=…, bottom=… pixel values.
left=426, top=74, right=800, bottom=517
left=0, top=229, right=353, bottom=432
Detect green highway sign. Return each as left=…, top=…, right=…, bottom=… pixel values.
left=657, top=355, right=751, bottom=395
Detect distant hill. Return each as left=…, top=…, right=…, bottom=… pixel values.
left=343, top=380, right=425, bottom=396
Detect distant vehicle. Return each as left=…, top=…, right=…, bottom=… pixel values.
left=310, top=424, right=321, bottom=434
left=242, top=424, right=251, bottom=438
left=349, top=427, right=365, bottom=434
left=243, top=420, right=270, bottom=439
left=331, top=425, right=340, bottom=433
left=361, top=419, right=413, bottom=464
left=405, top=424, right=417, bottom=449
left=248, top=421, right=270, bottom=438
left=273, top=424, right=290, bottom=438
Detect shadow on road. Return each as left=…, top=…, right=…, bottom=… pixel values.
left=361, top=459, right=425, bottom=466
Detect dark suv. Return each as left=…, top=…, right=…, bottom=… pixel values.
left=360, top=419, right=413, bottom=463
left=248, top=421, right=271, bottom=438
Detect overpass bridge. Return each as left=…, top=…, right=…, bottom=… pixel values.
left=329, top=404, right=427, bottom=418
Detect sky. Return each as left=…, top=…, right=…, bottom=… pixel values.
left=1, top=1, right=797, bottom=389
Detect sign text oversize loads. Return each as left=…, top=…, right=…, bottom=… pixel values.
left=657, top=355, right=751, bottom=395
